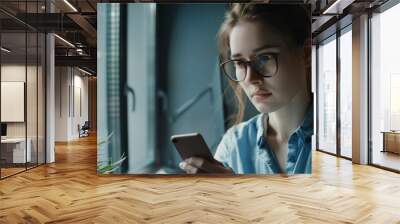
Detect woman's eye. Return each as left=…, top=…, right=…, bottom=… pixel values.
left=259, top=54, right=272, bottom=60
left=234, top=61, right=245, bottom=67
left=257, top=54, right=274, bottom=64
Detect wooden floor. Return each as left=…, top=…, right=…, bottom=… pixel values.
left=372, top=150, right=400, bottom=171
left=1, top=135, right=400, bottom=223
left=0, top=167, right=26, bottom=178
left=1, top=163, right=44, bottom=178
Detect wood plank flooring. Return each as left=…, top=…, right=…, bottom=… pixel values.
left=1, top=135, right=400, bottom=223
left=372, top=150, right=400, bottom=171
left=0, top=167, right=26, bottom=178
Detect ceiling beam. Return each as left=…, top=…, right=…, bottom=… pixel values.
left=67, top=13, right=97, bottom=45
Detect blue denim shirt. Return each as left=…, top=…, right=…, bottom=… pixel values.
left=214, top=105, right=313, bottom=174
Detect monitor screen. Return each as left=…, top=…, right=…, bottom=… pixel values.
left=1, top=123, right=7, bottom=137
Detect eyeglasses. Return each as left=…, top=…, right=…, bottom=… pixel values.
left=220, top=53, right=279, bottom=82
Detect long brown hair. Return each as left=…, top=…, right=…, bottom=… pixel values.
left=217, top=3, right=311, bottom=125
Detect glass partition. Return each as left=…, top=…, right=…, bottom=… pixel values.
left=317, top=35, right=337, bottom=155
left=339, top=27, right=352, bottom=158
left=1, top=31, right=28, bottom=178
left=27, top=30, right=38, bottom=169
left=0, top=1, right=46, bottom=179
left=370, top=2, right=400, bottom=171
left=38, top=32, right=45, bottom=165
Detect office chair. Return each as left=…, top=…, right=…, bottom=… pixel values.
left=79, top=121, right=90, bottom=138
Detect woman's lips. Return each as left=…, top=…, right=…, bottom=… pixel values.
left=252, top=91, right=272, bottom=100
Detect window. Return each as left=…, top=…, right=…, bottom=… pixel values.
left=0, top=1, right=47, bottom=179
left=370, top=2, right=400, bottom=171
left=339, top=28, right=352, bottom=158
left=317, top=35, right=337, bottom=154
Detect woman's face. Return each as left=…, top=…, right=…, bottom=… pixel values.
left=229, top=20, right=307, bottom=113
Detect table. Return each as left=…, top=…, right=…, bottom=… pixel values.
left=381, top=131, right=400, bottom=154
left=1, top=138, right=32, bottom=163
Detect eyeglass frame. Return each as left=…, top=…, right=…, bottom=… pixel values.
left=219, top=52, right=279, bottom=82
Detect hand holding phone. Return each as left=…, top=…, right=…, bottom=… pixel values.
left=171, top=133, right=213, bottom=161
left=171, top=133, right=233, bottom=174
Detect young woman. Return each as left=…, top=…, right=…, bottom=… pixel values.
left=179, top=3, right=313, bottom=174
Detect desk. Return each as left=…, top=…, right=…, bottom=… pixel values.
left=381, top=131, right=400, bottom=154
left=1, top=138, right=31, bottom=163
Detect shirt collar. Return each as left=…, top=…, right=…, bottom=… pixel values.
left=256, top=113, right=267, bottom=147
left=295, top=102, right=314, bottom=138
left=255, top=102, right=313, bottom=147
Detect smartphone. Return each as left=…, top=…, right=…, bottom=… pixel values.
left=171, top=133, right=214, bottom=161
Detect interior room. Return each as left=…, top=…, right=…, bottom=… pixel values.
left=0, top=0, right=400, bottom=223
left=314, top=0, right=400, bottom=172
left=0, top=23, right=46, bottom=178
left=370, top=2, right=400, bottom=171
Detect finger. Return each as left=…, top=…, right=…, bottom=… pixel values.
left=187, top=166, right=199, bottom=174
left=185, top=163, right=199, bottom=174
left=184, top=157, right=204, bottom=168
left=178, top=162, right=186, bottom=170
left=179, top=161, right=199, bottom=174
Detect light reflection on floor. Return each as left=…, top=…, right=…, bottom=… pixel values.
left=372, top=150, right=400, bottom=171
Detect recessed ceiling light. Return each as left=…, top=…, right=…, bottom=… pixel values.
left=63, top=0, right=78, bottom=12
left=322, top=0, right=357, bottom=15
left=54, top=34, right=75, bottom=48
left=1, top=47, right=11, bottom=53
left=77, top=67, right=93, bottom=76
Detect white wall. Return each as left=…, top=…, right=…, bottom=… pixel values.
left=1, top=82, right=25, bottom=122
left=1, top=65, right=26, bottom=81
left=1, top=65, right=27, bottom=142
left=71, top=72, right=89, bottom=138
left=1, top=65, right=38, bottom=137
left=55, top=67, right=89, bottom=141
left=55, top=66, right=69, bottom=141
left=1, top=63, right=46, bottom=164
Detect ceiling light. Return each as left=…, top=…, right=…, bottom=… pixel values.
left=76, top=48, right=85, bottom=56
left=1, top=47, right=11, bottom=53
left=63, top=0, right=78, bottom=12
left=77, top=67, right=93, bottom=76
left=323, top=0, right=341, bottom=14
left=322, top=0, right=355, bottom=15
left=54, top=34, right=75, bottom=48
